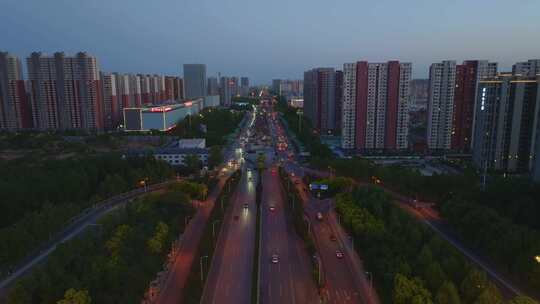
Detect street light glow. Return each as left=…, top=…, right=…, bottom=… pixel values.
left=535, top=255, right=540, bottom=263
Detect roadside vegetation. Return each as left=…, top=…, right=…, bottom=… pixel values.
left=7, top=182, right=202, bottom=304
left=0, top=155, right=174, bottom=278
left=335, top=185, right=537, bottom=304
left=274, top=96, right=333, bottom=159
left=311, top=157, right=540, bottom=298
left=169, top=107, right=244, bottom=147
left=182, top=170, right=241, bottom=304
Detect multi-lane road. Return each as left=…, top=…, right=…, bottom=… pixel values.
left=259, top=163, right=319, bottom=304
left=200, top=164, right=257, bottom=304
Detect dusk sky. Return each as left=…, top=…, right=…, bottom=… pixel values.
left=2, top=0, right=540, bottom=84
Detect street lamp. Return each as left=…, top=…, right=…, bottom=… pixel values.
left=212, top=220, right=221, bottom=238
left=365, top=271, right=373, bottom=294
left=535, top=255, right=540, bottom=263
left=200, top=255, right=209, bottom=283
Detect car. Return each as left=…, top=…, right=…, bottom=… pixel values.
left=243, top=203, right=249, bottom=209
left=316, top=212, right=323, bottom=221
left=269, top=204, right=276, bottom=212
left=330, top=234, right=337, bottom=241
left=271, top=254, right=279, bottom=264
left=336, top=250, right=344, bottom=259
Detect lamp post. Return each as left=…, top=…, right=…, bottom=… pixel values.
left=212, top=220, right=221, bottom=238
left=365, top=271, right=373, bottom=294
left=200, top=255, right=209, bottom=283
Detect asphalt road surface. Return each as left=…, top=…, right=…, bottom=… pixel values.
left=200, top=164, right=257, bottom=304
left=259, top=164, right=319, bottom=304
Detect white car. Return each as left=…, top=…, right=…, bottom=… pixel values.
left=271, top=254, right=279, bottom=264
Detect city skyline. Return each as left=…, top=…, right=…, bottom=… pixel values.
left=2, top=0, right=540, bottom=84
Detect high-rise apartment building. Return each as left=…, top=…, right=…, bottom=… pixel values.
left=427, top=61, right=457, bottom=150
left=164, top=76, right=183, bottom=101
left=208, top=77, right=219, bottom=96
left=231, top=77, right=239, bottom=97
left=304, top=68, right=337, bottom=134
left=240, top=77, right=250, bottom=97
left=220, top=76, right=233, bottom=106
left=272, top=79, right=281, bottom=94
left=427, top=60, right=497, bottom=151
left=341, top=61, right=411, bottom=151
left=183, top=64, right=206, bottom=98
left=27, top=52, right=103, bottom=131
left=513, top=59, right=540, bottom=76
left=0, top=52, right=31, bottom=130
left=472, top=74, right=540, bottom=174
left=334, top=71, right=343, bottom=131
left=100, top=72, right=117, bottom=130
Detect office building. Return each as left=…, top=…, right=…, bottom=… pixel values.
left=0, top=52, right=31, bottom=130
left=27, top=52, right=103, bottom=131
left=208, top=76, right=219, bottom=95
left=304, top=68, right=337, bottom=134
left=472, top=74, right=540, bottom=174
left=513, top=59, right=540, bottom=76
left=427, top=60, right=498, bottom=151
left=183, top=64, right=206, bottom=98
left=341, top=61, right=411, bottom=151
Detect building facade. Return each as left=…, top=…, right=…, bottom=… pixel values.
left=183, top=64, right=206, bottom=98
left=472, top=75, right=540, bottom=174
left=513, top=59, right=540, bottom=76
left=427, top=61, right=457, bottom=150
left=240, top=77, right=250, bottom=97
left=303, top=68, right=337, bottom=134
left=27, top=52, right=103, bottom=131
left=100, top=72, right=117, bottom=130
left=0, top=52, right=31, bottom=130
left=427, top=60, right=497, bottom=151
left=207, top=76, right=219, bottom=96
left=220, top=76, right=233, bottom=106
left=341, top=61, right=411, bottom=151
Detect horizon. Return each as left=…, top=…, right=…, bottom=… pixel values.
left=2, top=0, right=540, bottom=83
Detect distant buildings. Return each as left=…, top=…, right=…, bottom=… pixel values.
left=220, top=76, right=233, bottom=106
left=0, top=52, right=31, bottom=130
left=207, top=76, right=219, bottom=95
left=183, top=64, right=207, bottom=98
left=271, top=79, right=303, bottom=97
left=472, top=74, right=540, bottom=174
left=513, top=59, right=540, bottom=76
left=27, top=52, right=103, bottom=131
left=427, top=60, right=497, bottom=151
left=240, top=77, right=250, bottom=96
left=340, top=61, right=411, bottom=151
left=409, top=79, right=429, bottom=109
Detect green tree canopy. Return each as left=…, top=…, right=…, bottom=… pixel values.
left=57, top=288, right=92, bottom=304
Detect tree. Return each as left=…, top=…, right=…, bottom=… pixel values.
left=208, top=146, right=223, bottom=169
left=436, top=281, right=461, bottom=304
left=474, top=283, right=504, bottom=304
left=460, top=269, right=489, bottom=303
left=184, top=154, right=202, bottom=173
left=508, top=296, right=539, bottom=304
left=57, top=288, right=92, bottom=304
left=393, top=273, right=433, bottom=304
